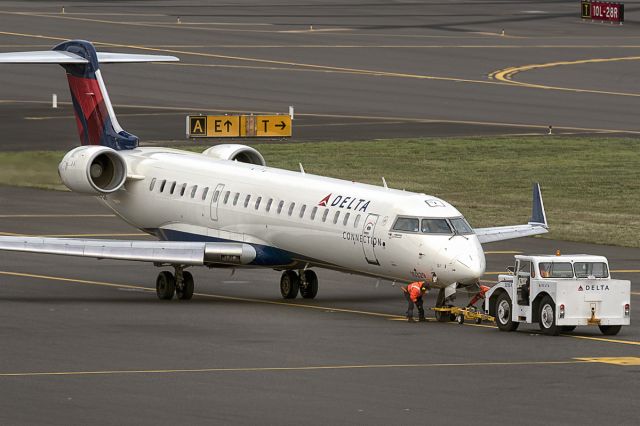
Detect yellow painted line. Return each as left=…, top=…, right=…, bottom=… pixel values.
left=0, top=360, right=592, bottom=378
left=568, top=335, right=640, bottom=346
left=0, top=214, right=115, bottom=218
left=490, top=56, right=640, bottom=97
left=576, top=357, right=640, bottom=366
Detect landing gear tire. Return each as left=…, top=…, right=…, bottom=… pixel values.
left=300, top=270, right=318, bottom=299
left=280, top=270, right=300, bottom=299
left=156, top=271, right=176, bottom=300
left=496, top=292, right=519, bottom=332
left=560, top=325, right=576, bottom=333
left=176, top=271, right=194, bottom=300
left=598, top=325, right=622, bottom=336
left=456, top=314, right=465, bottom=325
left=538, top=295, right=559, bottom=336
left=434, top=309, right=450, bottom=322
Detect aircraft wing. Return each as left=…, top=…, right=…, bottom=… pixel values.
left=0, top=236, right=256, bottom=266
left=0, top=50, right=178, bottom=64
left=474, top=183, right=548, bottom=244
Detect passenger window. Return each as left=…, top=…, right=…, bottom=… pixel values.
left=202, top=187, right=209, bottom=200
left=354, top=214, right=361, bottom=228
left=159, top=180, right=166, bottom=193
left=310, top=206, right=318, bottom=220
left=191, top=185, right=197, bottom=198
left=244, top=195, right=251, bottom=208
left=233, top=192, right=239, bottom=206
left=322, top=209, right=329, bottom=222
left=169, top=181, right=176, bottom=195
left=333, top=211, right=340, bottom=224
left=277, top=201, right=284, bottom=214
left=223, top=191, right=230, bottom=204
left=266, top=198, right=273, bottom=212
left=180, top=183, right=187, bottom=197
left=421, top=218, right=452, bottom=234
left=393, top=217, right=419, bottom=233
left=149, top=178, right=156, bottom=191
left=288, top=202, right=295, bottom=216
left=213, top=190, right=220, bottom=203
left=343, top=212, right=350, bottom=226
left=299, top=205, right=306, bottom=218
left=255, top=196, right=262, bottom=210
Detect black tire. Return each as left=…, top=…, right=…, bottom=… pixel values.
left=156, top=271, right=175, bottom=300
left=435, top=309, right=451, bottom=322
left=538, top=295, right=559, bottom=336
left=495, top=292, right=519, bottom=332
left=599, top=325, right=622, bottom=336
left=560, top=325, right=576, bottom=333
left=456, top=314, right=465, bottom=325
left=300, top=270, right=319, bottom=299
left=176, top=271, right=194, bottom=300
left=280, top=270, right=299, bottom=299
left=475, top=317, right=483, bottom=325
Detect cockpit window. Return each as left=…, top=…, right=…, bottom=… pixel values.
left=421, top=219, right=452, bottom=234
left=392, top=217, right=419, bottom=233
left=539, top=262, right=574, bottom=279
left=574, top=262, right=609, bottom=278
left=450, top=217, right=473, bottom=234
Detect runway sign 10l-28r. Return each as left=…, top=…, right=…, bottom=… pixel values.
left=581, top=1, right=624, bottom=23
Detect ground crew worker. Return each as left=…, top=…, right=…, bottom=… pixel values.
left=402, top=281, right=428, bottom=322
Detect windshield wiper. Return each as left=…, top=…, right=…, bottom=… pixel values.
left=449, top=228, right=468, bottom=240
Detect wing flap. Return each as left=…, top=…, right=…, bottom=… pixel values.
left=0, top=236, right=256, bottom=266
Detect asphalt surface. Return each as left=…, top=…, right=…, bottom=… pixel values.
left=1, top=187, right=639, bottom=425
left=1, top=1, right=640, bottom=425
left=2, top=1, right=640, bottom=150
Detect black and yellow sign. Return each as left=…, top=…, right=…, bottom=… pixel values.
left=187, top=114, right=292, bottom=138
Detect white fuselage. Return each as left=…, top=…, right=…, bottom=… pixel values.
left=102, top=147, right=486, bottom=287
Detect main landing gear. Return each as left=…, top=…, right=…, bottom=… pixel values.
left=280, top=269, right=318, bottom=299
left=156, top=265, right=194, bottom=301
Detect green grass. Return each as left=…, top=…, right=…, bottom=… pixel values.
left=1, top=136, right=639, bottom=247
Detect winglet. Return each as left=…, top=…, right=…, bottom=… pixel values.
left=528, top=182, right=548, bottom=227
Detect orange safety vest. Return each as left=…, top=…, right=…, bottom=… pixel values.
left=407, top=281, right=425, bottom=302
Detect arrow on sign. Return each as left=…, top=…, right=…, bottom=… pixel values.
left=276, top=121, right=287, bottom=130
left=224, top=120, right=233, bottom=132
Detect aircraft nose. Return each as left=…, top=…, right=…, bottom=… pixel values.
left=453, top=241, right=486, bottom=283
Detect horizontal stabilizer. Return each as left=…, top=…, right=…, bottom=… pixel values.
left=0, top=50, right=178, bottom=64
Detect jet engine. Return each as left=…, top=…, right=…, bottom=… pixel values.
left=201, top=144, right=266, bottom=166
left=58, top=146, right=127, bottom=195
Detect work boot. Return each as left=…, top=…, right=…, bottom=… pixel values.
left=407, top=316, right=416, bottom=323
left=418, top=316, right=426, bottom=322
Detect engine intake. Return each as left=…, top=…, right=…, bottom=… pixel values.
left=201, top=144, right=266, bottom=166
left=58, top=146, right=127, bottom=195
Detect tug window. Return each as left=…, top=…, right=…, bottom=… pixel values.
left=392, top=217, right=419, bottom=233
left=149, top=178, right=156, bottom=191
left=574, top=262, right=609, bottom=279
left=310, top=206, right=318, bottom=220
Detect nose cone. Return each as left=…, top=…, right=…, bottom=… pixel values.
left=453, top=237, right=486, bottom=283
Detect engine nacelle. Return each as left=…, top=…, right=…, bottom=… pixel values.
left=201, top=144, right=266, bottom=166
left=58, top=146, right=127, bottom=195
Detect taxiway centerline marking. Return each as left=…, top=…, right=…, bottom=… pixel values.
left=0, top=360, right=593, bottom=378
left=1, top=270, right=639, bottom=346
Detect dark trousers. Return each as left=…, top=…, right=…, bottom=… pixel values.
left=405, top=293, right=425, bottom=319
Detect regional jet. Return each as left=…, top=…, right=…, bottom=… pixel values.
left=0, top=41, right=548, bottom=316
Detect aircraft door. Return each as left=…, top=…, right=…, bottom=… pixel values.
left=210, top=183, right=225, bottom=221
left=362, top=213, right=380, bottom=265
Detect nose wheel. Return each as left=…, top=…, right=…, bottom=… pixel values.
left=155, top=266, right=194, bottom=300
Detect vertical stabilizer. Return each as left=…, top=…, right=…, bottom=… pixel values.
left=53, top=40, right=138, bottom=150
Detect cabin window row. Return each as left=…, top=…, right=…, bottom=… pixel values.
left=149, top=178, right=211, bottom=200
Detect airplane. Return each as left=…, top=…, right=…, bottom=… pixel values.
left=0, top=40, right=548, bottom=318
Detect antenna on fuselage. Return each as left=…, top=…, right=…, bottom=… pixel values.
left=299, top=163, right=305, bottom=174
left=381, top=177, right=388, bottom=189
